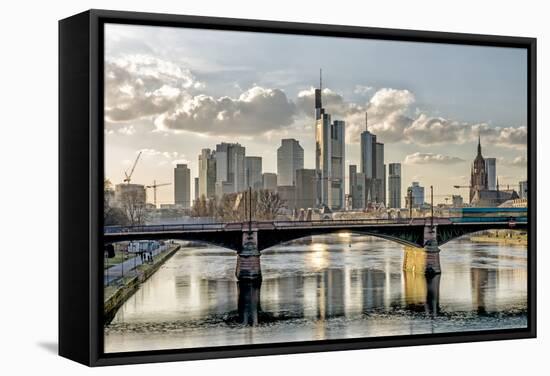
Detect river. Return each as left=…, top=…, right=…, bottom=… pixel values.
left=104, top=234, right=528, bottom=353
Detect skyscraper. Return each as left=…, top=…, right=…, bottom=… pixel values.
left=194, top=177, right=199, bottom=201
left=215, top=142, right=246, bottom=196
left=349, top=164, right=366, bottom=209
left=406, top=181, right=425, bottom=208
left=314, top=71, right=345, bottom=209
left=375, top=142, right=386, bottom=205
left=360, top=112, right=385, bottom=204
left=388, top=163, right=401, bottom=209
left=519, top=180, right=528, bottom=199
left=485, top=157, right=496, bottom=190
left=198, top=148, right=216, bottom=198
left=295, top=168, right=317, bottom=209
left=245, top=156, right=263, bottom=190
left=174, top=164, right=191, bottom=208
left=277, top=139, right=304, bottom=186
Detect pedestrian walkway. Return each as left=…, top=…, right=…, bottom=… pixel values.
left=104, top=247, right=164, bottom=286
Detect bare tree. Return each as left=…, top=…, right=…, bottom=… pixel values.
left=255, top=189, right=285, bottom=220
left=120, top=189, right=147, bottom=226
left=104, top=178, right=128, bottom=225
left=191, top=195, right=209, bottom=217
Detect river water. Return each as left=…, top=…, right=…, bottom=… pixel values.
left=104, top=234, right=527, bottom=353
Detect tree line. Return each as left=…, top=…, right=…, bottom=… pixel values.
left=104, top=178, right=287, bottom=226
left=191, top=189, right=286, bottom=221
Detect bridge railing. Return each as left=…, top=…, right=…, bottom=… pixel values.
left=103, top=216, right=527, bottom=235
left=104, top=217, right=426, bottom=235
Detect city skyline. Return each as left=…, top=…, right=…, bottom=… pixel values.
left=104, top=23, right=528, bottom=206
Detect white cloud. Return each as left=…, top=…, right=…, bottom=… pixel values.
left=118, top=125, right=136, bottom=135
left=404, top=152, right=465, bottom=165
left=155, top=86, right=296, bottom=136
left=498, top=155, right=527, bottom=167
left=104, top=54, right=526, bottom=149
left=353, top=85, right=374, bottom=95
left=105, top=54, right=203, bottom=122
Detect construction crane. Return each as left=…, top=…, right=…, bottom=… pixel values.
left=146, top=180, right=171, bottom=207
left=123, top=151, right=142, bottom=184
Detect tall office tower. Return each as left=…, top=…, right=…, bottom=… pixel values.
left=349, top=164, right=366, bottom=209
left=277, top=139, right=304, bottom=186
left=295, top=169, right=317, bottom=209
left=485, top=157, right=497, bottom=190
left=406, top=181, right=425, bottom=208
left=388, top=163, right=402, bottom=209
left=194, top=177, right=199, bottom=201
left=375, top=142, right=386, bottom=205
left=262, top=173, right=277, bottom=191
left=214, top=142, right=246, bottom=196
left=519, top=180, right=528, bottom=199
left=198, top=148, right=217, bottom=198
left=174, top=164, right=191, bottom=208
left=314, top=70, right=345, bottom=209
left=360, top=112, right=384, bottom=204
left=245, top=156, right=263, bottom=190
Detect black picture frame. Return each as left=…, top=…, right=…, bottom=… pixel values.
left=59, top=9, right=537, bottom=366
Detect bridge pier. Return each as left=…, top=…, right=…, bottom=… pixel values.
left=403, top=225, right=441, bottom=276
left=235, top=231, right=262, bottom=280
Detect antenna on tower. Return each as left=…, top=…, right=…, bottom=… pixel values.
left=319, top=68, right=322, bottom=91
left=365, top=111, right=368, bottom=131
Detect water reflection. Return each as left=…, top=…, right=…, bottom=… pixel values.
left=105, top=235, right=527, bottom=353
left=236, top=271, right=441, bottom=325
left=237, top=280, right=262, bottom=325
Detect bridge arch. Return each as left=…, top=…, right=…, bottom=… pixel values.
left=437, top=227, right=527, bottom=247
left=256, top=225, right=426, bottom=251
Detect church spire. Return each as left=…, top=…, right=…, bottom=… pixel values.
left=477, top=133, right=482, bottom=156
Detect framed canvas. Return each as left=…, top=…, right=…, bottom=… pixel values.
left=59, top=9, right=536, bottom=366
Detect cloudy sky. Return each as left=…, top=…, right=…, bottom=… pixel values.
left=104, top=23, right=528, bottom=206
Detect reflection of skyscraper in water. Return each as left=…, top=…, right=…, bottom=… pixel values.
left=361, top=268, right=386, bottom=311
left=470, top=268, right=489, bottom=314
left=315, top=70, right=345, bottom=209
left=323, top=269, right=345, bottom=317
left=402, top=271, right=440, bottom=316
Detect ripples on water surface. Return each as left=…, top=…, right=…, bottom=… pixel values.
left=104, top=234, right=527, bottom=353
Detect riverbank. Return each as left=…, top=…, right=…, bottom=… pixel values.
left=104, top=244, right=181, bottom=325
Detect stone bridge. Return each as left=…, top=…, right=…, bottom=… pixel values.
left=104, top=218, right=527, bottom=279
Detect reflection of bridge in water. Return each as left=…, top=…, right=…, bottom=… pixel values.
left=104, top=217, right=527, bottom=279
